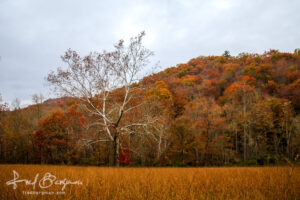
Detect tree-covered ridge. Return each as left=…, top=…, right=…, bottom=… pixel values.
left=144, top=49, right=299, bottom=112
left=139, top=49, right=300, bottom=165
left=0, top=49, right=299, bottom=166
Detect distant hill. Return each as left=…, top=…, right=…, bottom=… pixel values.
left=1, top=49, right=299, bottom=167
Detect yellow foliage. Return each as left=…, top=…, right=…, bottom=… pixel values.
left=181, top=77, right=195, bottom=86
left=146, top=81, right=173, bottom=102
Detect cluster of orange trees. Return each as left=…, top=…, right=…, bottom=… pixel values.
left=0, top=49, right=299, bottom=166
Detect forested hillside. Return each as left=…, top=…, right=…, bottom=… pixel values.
left=0, top=49, right=299, bottom=166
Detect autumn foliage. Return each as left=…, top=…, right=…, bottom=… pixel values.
left=0, top=49, right=299, bottom=166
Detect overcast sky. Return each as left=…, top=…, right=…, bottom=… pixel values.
left=0, top=0, right=299, bottom=107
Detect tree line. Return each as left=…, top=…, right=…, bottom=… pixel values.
left=0, top=33, right=299, bottom=166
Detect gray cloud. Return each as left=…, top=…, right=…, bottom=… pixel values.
left=0, top=0, right=299, bottom=107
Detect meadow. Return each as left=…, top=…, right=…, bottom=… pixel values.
left=0, top=165, right=299, bottom=200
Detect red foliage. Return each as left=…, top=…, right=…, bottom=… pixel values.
left=119, top=141, right=132, bottom=165
left=284, top=71, right=300, bottom=83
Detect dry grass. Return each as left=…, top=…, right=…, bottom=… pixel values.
left=0, top=165, right=299, bottom=200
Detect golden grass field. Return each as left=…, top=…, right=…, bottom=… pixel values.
left=0, top=165, right=299, bottom=200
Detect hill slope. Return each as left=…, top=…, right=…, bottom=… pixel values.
left=0, top=49, right=299, bottom=166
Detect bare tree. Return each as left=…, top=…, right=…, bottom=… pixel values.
left=32, top=93, right=44, bottom=120
left=46, top=32, right=154, bottom=166
left=12, top=98, right=21, bottom=110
